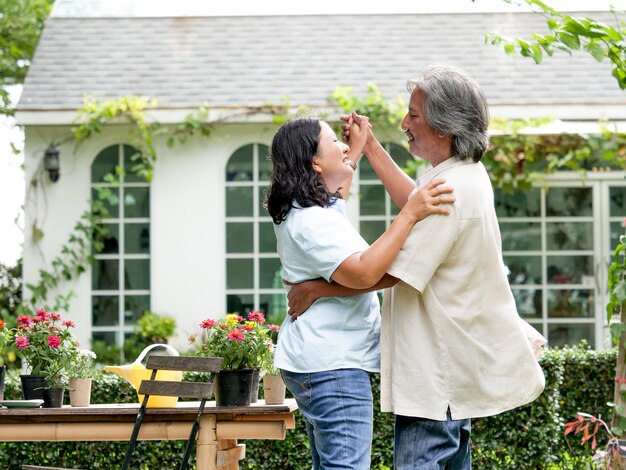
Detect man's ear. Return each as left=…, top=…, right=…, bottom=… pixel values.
left=311, top=156, right=323, bottom=174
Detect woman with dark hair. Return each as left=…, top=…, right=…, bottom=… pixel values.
left=265, top=117, right=453, bottom=470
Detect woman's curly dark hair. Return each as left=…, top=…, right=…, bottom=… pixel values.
left=265, top=118, right=339, bottom=224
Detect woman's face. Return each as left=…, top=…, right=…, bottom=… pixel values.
left=311, top=121, right=352, bottom=193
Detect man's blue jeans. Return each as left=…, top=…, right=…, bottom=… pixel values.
left=394, top=409, right=471, bottom=469
left=281, top=368, right=373, bottom=470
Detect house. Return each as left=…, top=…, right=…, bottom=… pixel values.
left=16, top=3, right=626, bottom=352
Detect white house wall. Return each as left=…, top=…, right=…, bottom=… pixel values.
left=22, top=122, right=284, bottom=350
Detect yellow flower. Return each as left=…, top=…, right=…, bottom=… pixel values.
left=225, top=314, right=240, bottom=324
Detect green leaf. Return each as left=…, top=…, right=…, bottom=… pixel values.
left=611, top=321, right=626, bottom=341
left=584, top=42, right=606, bottom=62
left=557, top=31, right=581, bottom=50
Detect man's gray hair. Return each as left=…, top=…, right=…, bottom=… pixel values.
left=407, top=65, right=490, bottom=162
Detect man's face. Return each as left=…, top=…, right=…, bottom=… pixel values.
left=401, top=88, right=441, bottom=161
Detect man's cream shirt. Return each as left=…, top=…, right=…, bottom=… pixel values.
left=382, top=157, right=545, bottom=421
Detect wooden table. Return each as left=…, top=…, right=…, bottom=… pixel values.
left=0, top=399, right=298, bottom=469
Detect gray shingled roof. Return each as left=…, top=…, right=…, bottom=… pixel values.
left=18, top=12, right=624, bottom=116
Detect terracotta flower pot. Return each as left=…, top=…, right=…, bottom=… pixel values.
left=263, top=375, right=286, bottom=405
left=69, top=378, right=92, bottom=407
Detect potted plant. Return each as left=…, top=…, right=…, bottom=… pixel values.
left=5, top=308, right=78, bottom=406
left=261, top=324, right=285, bottom=405
left=190, top=312, right=276, bottom=406
left=67, top=349, right=97, bottom=407
left=136, top=310, right=177, bottom=344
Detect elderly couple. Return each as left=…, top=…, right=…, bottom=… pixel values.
left=264, top=65, right=545, bottom=470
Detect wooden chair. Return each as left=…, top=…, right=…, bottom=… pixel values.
left=121, top=355, right=223, bottom=470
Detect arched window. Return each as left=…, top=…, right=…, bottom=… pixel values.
left=91, top=144, right=151, bottom=352
left=224, top=144, right=284, bottom=324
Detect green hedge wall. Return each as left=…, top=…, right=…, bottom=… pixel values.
left=0, top=346, right=616, bottom=469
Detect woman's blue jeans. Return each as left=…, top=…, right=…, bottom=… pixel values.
left=394, top=409, right=471, bottom=469
left=281, top=368, right=373, bottom=470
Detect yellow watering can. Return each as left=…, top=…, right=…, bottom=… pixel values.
left=104, top=344, right=183, bottom=408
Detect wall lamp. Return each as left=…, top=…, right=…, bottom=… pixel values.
left=44, top=143, right=60, bottom=182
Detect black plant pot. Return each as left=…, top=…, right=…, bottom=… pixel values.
left=43, top=387, right=64, bottom=408
left=214, top=368, right=254, bottom=407
left=0, top=365, right=6, bottom=400
left=20, top=374, right=47, bottom=400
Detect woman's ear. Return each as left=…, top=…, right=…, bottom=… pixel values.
left=311, top=156, right=323, bottom=174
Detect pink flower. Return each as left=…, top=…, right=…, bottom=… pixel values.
left=15, top=335, right=29, bottom=349
left=63, top=320, right=75, bottom=328
left=51, top=313, right=61, bottom=321
left=32, top=317, right=44, bottom=323
left=247, top=311, right=265, bottom=323
left=268, top=324, right=280, bottom=332
left=241, top=325, right=254, bottom=332
left=47, top=335, right=61, bottom=348
left=17, top=315, right=32, bottom=327
left=200, top=319, right=217, bottom=329
left=188, top=333, right=198, bottom=344
left=227, top=329, right=245, bottom=342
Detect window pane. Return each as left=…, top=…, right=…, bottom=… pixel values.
left=258, top=186, right=268, bottom=217
left=226, top=186, right=253, bottom=217
left=504, top=256, right=541, bottom=285
left=92, top=296, right=119, bottom=326
left=546, top=222, right=592, bottom=250
left=610, top=187, right=626, bottom=217
left=226, top=144, right=253, bottom=182
left=548, top=289, right=594, bottom=318
left=124, top=259, right=151, bottom=290
left=92, top=188, right=119, bottom=218
left=124, top=223, right=150, bottom=254
left=226, top=222, right=253, bottom=253
left=259, top=222, right=277, bottom=253
left=124, top=295, right=150, bottom=324
left=494, top=188, right=540, bottom=217
left=512, top=288, right=541, bottom=318
left=257, top=144, right=271, bottom=181
left=358, top=157, right=377, bottom=181
left=546, top=187, right=592, bottom=217
left=227, top=294, right=254, bottom=315
left=360, top=220, right=386, bottom=245
left=100, top=224, right=120, bottom=254
left=260, top=293, right=286, bottom=326
left=548, top=323, right=594, bottom=348
left=123, top=145, right=143, bottom=182
left=227, top=258, right=254, bottom=289
left=259, top=257, right=282, bottom=289
left=92, top=331, right=119, bottom=345
left=360, top=184, right=386, bottom=215
left=388, top=143, right=413, bottom=168
left=124, top=187, right=150, bottom=218
left=611, top=221, right=625, bottom=252
left=93, top=259, right=119, bottom=290
left=501, top=222, right=541, bottom=251
left=91, top=145, right=119, bottom=182
left=546, top=256, right=593, bottom=284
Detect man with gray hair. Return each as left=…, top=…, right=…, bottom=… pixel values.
left=287, top=64, right=545, bottom=468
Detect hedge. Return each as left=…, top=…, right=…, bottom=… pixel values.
left=0, top=346, right=616, bottom=469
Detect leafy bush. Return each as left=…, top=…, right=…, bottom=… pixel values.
left=0, top=346, right=616, bottom=469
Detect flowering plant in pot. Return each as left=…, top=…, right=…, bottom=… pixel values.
left=5, top=308, right=78, bottom=403
left=260, top=324, right=285, bottom=405
left=67, top=349, right=97, bottom=407
left=190, top=311, right=278, bottom=406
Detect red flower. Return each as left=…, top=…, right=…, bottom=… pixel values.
left=47, top=335, right=61, bottom=348
left=227, top=329, right=245, bottom=342
left=15, top=335, right=29, bottom=349
left=51, top=313, right=61, bottom=321
left=62, top=320, right=75, bottom=328
left=0, top=319, right=5, bottom=329
left=200, top=319, right=217, bottom=329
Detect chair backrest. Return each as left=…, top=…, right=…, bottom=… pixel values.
left=137, top=356, right=223, bottom=400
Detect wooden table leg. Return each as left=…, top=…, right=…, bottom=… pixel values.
left=217, top=439, right=245, bottom=470
left=196, top=415, right=218, bottom=470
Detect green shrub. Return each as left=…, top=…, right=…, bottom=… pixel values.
left=0, top=346, right=616, bottom=469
